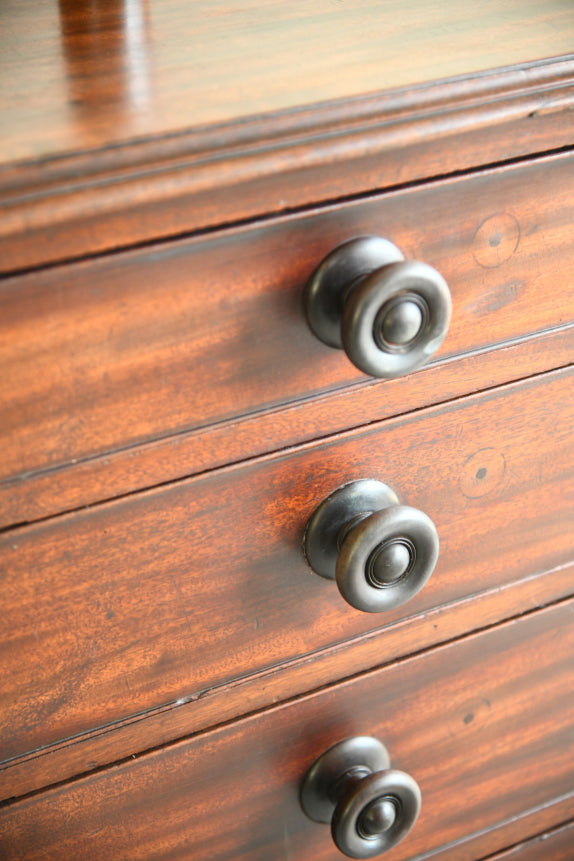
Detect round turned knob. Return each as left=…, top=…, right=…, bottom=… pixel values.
left=304, top=236, right=451, bottom=378
left=301, top=736, right=421, bottom=859
left=304, top=479, right=438, bottom=613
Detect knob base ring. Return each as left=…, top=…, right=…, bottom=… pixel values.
left=304, top=480, right=398, bottom=581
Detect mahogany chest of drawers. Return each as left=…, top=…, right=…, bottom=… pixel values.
left=1, top=2, right=573, bottom=858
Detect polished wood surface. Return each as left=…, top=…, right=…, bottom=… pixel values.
left=2, top=151, right=574, bottom=496
left=2, top=324, right=573, bottom=529
left=487, top=821, right=574, bottom=860
left=3, top=561, right=573, bottom=802
left=1, top=367, right=572, bottom=769
left=1, top=1, right=573, bottom=854
left=1, top=599, right=573, bottom=860
left=1, top=0, right=573, bottom=166
left=1, top=8, right=574, bottom=271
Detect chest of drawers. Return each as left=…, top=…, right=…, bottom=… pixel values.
left=1, top=2, right=574, bottom=859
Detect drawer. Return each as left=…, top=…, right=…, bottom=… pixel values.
left=1, top=598, right=573, bottom=860
left=1, top=366, right=572, bottom=769
left=2, top=150, right=574, bottom=489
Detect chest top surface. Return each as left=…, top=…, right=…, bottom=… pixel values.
left=1, top=0, right=574, bottom=166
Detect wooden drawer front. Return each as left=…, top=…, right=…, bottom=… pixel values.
left=1, top=366, right=572, bottom=765
left=1, top=600, right=573, bottom=860
left=2, top=151, right=574, bottom=485
left=486, top=822, right=574, bottom=860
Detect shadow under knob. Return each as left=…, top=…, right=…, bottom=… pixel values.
left=303, top=479, right=438, bottom=613
left=304, top=236, right=451, bottom=378
left=301, top=736, right=421, bottom=859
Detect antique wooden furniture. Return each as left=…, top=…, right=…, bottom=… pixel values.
left=1, top=1, right=573, bottom=858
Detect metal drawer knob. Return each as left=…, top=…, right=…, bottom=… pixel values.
left=304, top=236, right=451, bottom=378
left=304, top=479, right=438, bottom=613
left=301, top=736, right=421, bottom=859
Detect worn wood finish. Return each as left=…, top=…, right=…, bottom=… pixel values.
left=483, top=821, right=574, bottom=860
left=1, top=366, right=572, bottom=767
left=2, top=322, right=573, bottom=528
left=2, top=560, right=573, bottom=803
left=1, top=599, right=573, bottom=860
left=3, top=150, right=574, bottom=492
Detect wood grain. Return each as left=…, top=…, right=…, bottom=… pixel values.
left=2, top=322, right=573, bottom=529
left=428, top=800, right=574, bottom=861
left=484, top=821, right=574, bottom=860
left=1, top=598, right=573, bottom=860
left=1, top=2, right=572, bottom=852
left=2, top=150, right=574, bottom=492
left=1, top=366, right=572, bottom=768
left=2, top=560, right=573, bottom=803
left=2, top=0, right=573, bottom=166
left=2, top=58, right=574, bottom=273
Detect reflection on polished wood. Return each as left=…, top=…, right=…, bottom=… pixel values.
left=58, top=0, right=151, bottom=125
left=0, top=0, right=573, bottom=164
